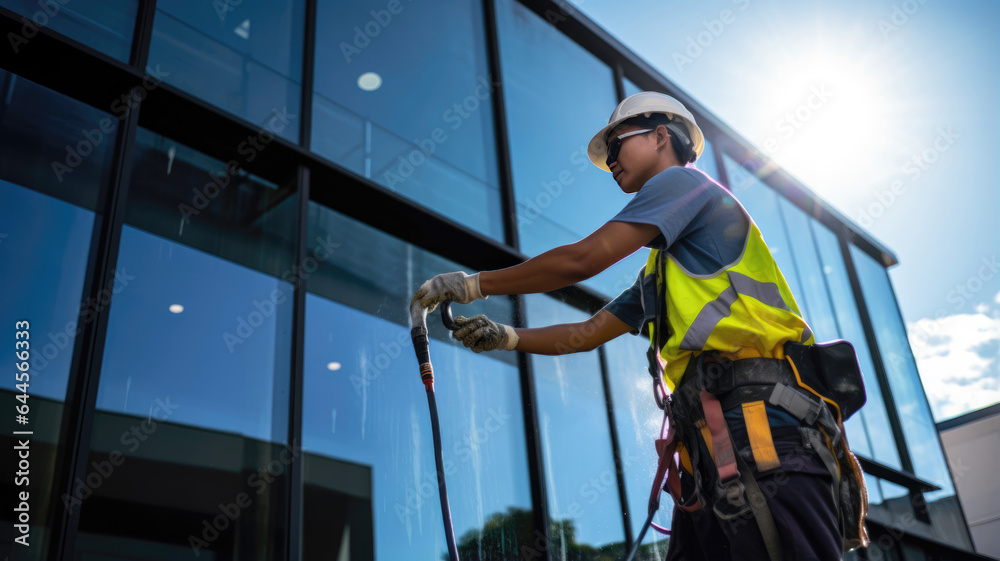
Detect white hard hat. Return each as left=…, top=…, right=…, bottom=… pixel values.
left=587, top=91, right=706, bottom=171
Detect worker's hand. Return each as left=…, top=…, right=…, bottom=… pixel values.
left=412, top=271, right=485, bottom=313
left=452, top=314, right=519, bottom=353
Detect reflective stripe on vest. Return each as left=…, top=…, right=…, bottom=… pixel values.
left=681, top=271, right=814, bottom=350
left=646, top=219, right=815, bottom=390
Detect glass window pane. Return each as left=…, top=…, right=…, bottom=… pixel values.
left=74, top=128, right=298, bottom=558
left=721, top=154, right=805, bottom=304
left=780, top=199, right=838, bottom=340
left=311, top=0, right=503, bottom=242
left=604, top=333, right=671, bottom=554
left=623, top=77, right=642, bottom=97
left=0, top=71, right=116, bottom=212
left=526, top=294, right=626, bottom=557
left=497, top=0, right=647, bottom=298
left=901, top=543, right=928, bottom=561
left=866, top=522, right=904, bottom=561
left=302, top=205, right=532, bottom=560
left=852, top=246, right=973, bottom=549
left=0, top=70, right=116, bottom=560
left=696, top=137, right=719, bottom=180
left=866, top=477, right=910, bottom=527
left=0, top=0, right=137, bottom=62
left=148, top=0, right=304, bottom=142
left=852, top=247, right=952, bottom=488
left=810, top=220, right=901, bottom=468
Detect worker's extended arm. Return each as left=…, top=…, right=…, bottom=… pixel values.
left=478, top=221, right=659, bottom=296
left=452, top=309, right=634, bottom=355
left=411, top=220, right=659, bottom=312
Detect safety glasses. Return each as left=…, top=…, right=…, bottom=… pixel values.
left=606, top=128, right=653, bottom=167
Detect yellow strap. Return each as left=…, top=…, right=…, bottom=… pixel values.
left=677, top=441, right=694, bottom=474
left=742, top=400, right=782, bottom=472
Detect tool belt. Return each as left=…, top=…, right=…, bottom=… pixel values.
left=645, top=341, right=871, bottom=560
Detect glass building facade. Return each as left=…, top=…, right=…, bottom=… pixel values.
left=0, top=0, right=986, bottom=559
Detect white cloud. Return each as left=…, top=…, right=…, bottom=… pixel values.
left=907, top=292, right=1000, bottom=422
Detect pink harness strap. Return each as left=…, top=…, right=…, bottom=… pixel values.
left=700, top=389, right=740, bottom=482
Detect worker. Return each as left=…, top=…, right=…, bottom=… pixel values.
left=412, top=91, right=868, bottom=560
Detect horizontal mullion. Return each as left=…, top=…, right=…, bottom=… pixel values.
left=856, top=455, right=940, bottom=493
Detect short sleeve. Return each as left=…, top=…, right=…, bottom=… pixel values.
left=603, top=271, right=644, bottom=335
left=610, top=167, right=718, bottom=249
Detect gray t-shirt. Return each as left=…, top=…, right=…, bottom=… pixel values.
left=603, top=166, right=750, bottom=333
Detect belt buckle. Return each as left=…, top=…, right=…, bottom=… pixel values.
left=712, top=476, right=750, bottom=520
left=721, top=477, right=745, bottom=508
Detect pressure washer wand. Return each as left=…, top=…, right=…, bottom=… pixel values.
left=410, top=300, right=460, bottom=561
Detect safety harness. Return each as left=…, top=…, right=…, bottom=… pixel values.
left=626, top=252, right=871, bottom=561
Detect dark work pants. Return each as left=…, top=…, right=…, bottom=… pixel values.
left=664, top=423, right=844, bottom=561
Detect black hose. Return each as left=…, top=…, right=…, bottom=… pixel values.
left=624, top=509, right=656, bottom=561
left=426, top=390, right=458, bottom=560
left=440, top=298, right=457, bottom=331
left=410, top=300, right=460, bottom=561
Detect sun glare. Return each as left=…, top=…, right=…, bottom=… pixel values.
left=758, top=49, right=896, bottom=200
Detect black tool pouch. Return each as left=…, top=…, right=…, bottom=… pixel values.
left=782, top=340, right=866, bottom=420
left=784, top=339, right=870, bottom=551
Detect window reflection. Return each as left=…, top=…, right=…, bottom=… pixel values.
left=623, top=77, right=642, bottom=98
left=696, top=138, right=719, bottom=180
left=311, top=0, right=503, bottom=241
left=497, top=0, right=647, bottom=298
left=94, top=226, right=293, bottom=441
left=302, top=204, right=532, bottom=560
left=851, top=246, right=972, bottom=549
left=0, top=70, right=116, bottom=212
left=149, top=0, right=304, bottom=142
left=0, top=0, right=137, bottom=62
left=810, top=220, right=901, bottom=469
left=721, top=155, right=806, bottom=307
left=525, top=294, right=626, bottom=556
left=75, top=129, right=297, bottom=558
left=0, top=70, right=115, bottom=561
left=604, top=333, right=671, bottom=555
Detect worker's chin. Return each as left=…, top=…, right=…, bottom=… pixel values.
left=618, top=179, right=640, bottom=194
left=614, top=174, right=630, bottom=193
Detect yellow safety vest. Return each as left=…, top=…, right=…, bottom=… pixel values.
left=646, top=219, right=815, bottom=391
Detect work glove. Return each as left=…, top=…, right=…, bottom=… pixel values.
left=452, top=314, right=519, bottom=353
left=412, top=271, right=485, bottom=313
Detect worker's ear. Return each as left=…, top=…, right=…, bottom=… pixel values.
left=655, top=124, right=671, bottom=152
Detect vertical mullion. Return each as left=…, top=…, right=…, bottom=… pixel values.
left=714, top=143, right=729, bottom=187
left=597, top=345, right=634, bottom=550
left=483, top=0, right=519, bottom=251
left=130, top=0, right=156, bottom=69
left=287, top=166, right=310, bottom=561
left=775, top=200, right=810, bottom=321
left=53, top=85, right=142, bottom=561
left=838, top=229, right=916, bottom=476
left=513, top=295, right=552, bottom=561
left=290, top=16, right=317, bottom=557
left=299, top=0, right=316, bottom=150
left=483, top=0, right=552, bottom=557
left=54, top=3, right=157, bottom=557
left=613, top=62, right=626, bottom=102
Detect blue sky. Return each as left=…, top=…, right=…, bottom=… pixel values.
left=567, top=0, right=999, bottom=421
